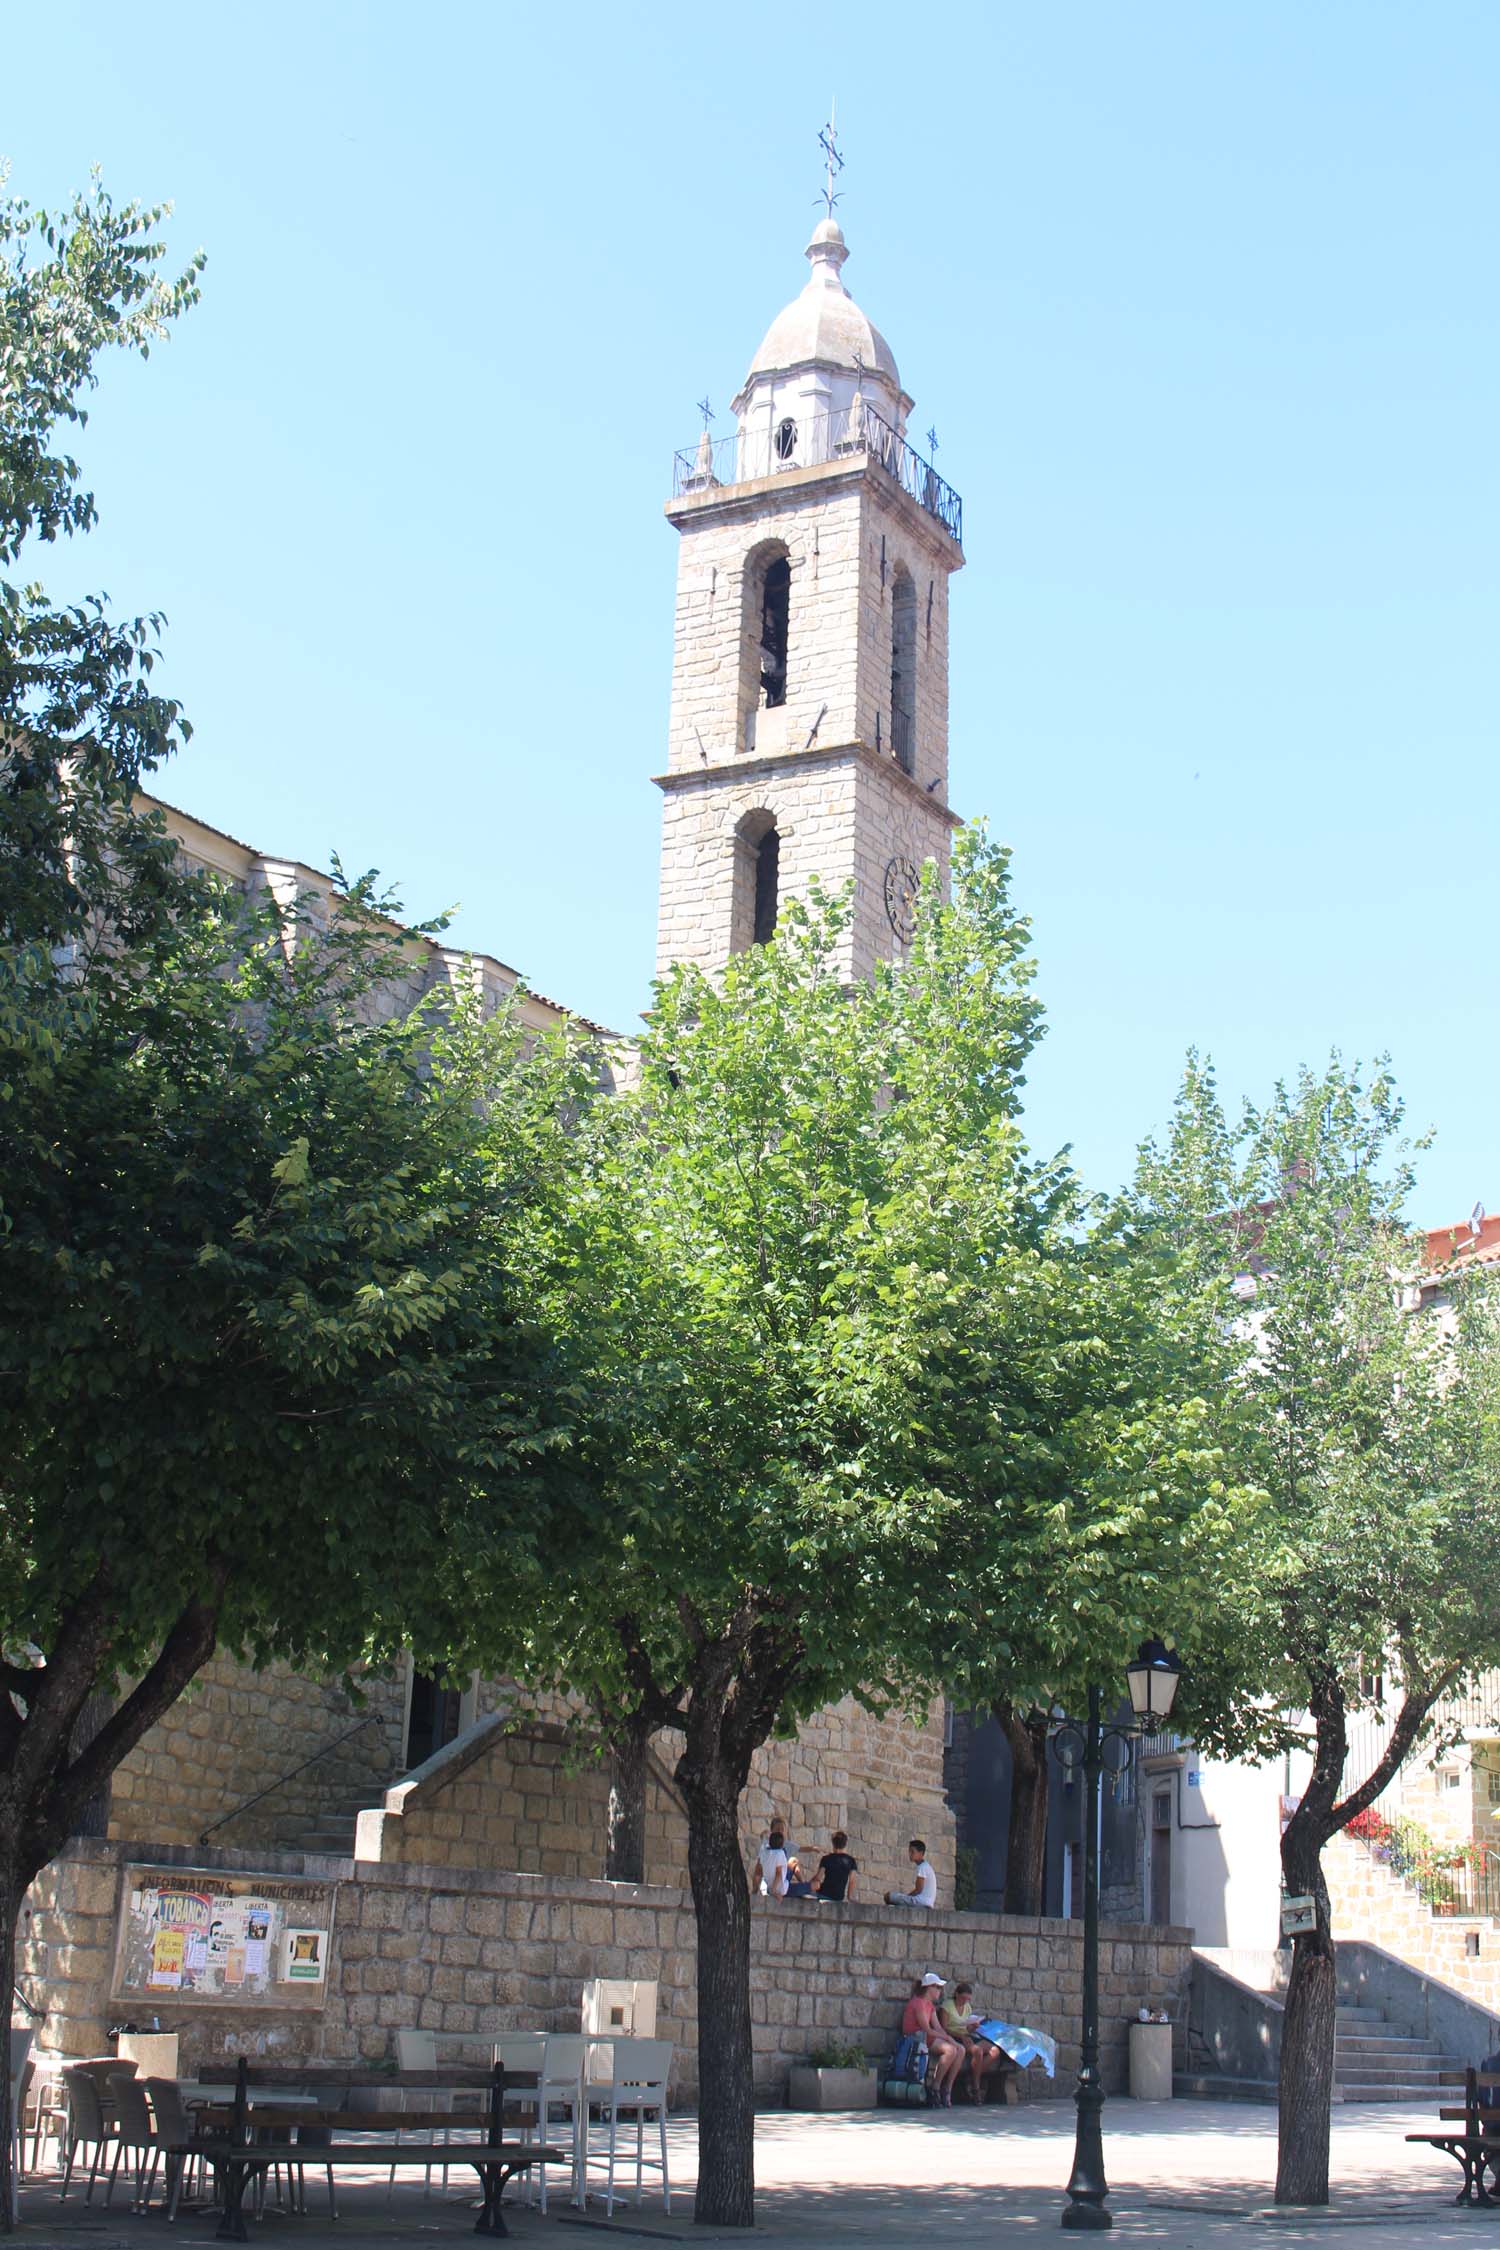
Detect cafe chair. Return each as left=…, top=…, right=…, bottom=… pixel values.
left=7, top=2029, right=32, bottom=2226
left=586, top=2036, right=672, bottom=2217
left=532, top=2034, right=584, bottom=2205
left=58, top=2065, right=112, bottom=2204
left=143, top=2078, right=208, bottom=2222
left=24, top=2052, right=68, bottom=2175
left=105, top=2070, right=159, bottom=2212
left=394, top=2027, right=457, bottom=2190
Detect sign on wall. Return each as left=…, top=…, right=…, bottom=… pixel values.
left=111, top=1868, right=337, bottom=2010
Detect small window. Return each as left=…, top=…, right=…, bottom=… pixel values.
left=774, top=417, right=797, bottom=463
left=890, top=565, right=917, bottom=775
left=759, top=557, right=789, bottom=709
left=753, top=825, right=780, bottom=945
left=731, top=809, right=781, bottom=954
left=1488, top=1769, right=1500, bottom=1806
left=1152, top=1790, right=1172, bottom=1831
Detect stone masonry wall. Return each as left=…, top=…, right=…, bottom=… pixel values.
left=368, top=1697, right=954, bottom=1912
left=21, top=1840, right=1192, bottom=2102
left=96, top=1648, right=952, bottom=1906
left=108, top=1655, right=408, bottom=1853
left=657, top=457, right=959, bottom=983
left=1325, top=1828, right=1500, bottom=2010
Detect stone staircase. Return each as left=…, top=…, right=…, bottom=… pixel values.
left=1333, top=1999, right=1467, bottom=2102
left=1180, top=1949, right=1472, bottom=2104
left=286, top=1789, right=374, bottom=1857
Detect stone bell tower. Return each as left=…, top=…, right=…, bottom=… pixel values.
left=654, top=204, right=965, bottom=980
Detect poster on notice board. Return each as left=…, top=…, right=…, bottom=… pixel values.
left=111, top=1868, right=336, bottom=2010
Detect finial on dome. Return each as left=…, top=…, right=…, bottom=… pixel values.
left=805, top=213, right=850, bottom=283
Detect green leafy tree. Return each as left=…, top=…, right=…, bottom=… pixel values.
left=0, top=175, right=582, bottom=2225
left=1132, top=1057, right=1500, bottom=2206
left=482, top=839, right=1244, bottom=2227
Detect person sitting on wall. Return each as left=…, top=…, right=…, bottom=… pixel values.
left=784, top=1855, right=818, bottom=1898
left=753, top=1823, right=790, bottom=1898
left=940, top=1982, right=1008, bottom=2102
left=902, top=1972, right=964, bottom=2108
left=885, top=1838, right=938, bottom=1909
left=814, top=1830, right=859, bottom=1903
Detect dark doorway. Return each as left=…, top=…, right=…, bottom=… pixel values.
left=406, top=1673, right=463, bottom=1770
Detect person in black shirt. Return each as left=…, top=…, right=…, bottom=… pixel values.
left=815, top=1831, right=859, bottom=1903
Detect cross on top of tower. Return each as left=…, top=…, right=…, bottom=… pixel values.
left=696, top=397, right=714, bottom=429
left=926, top=424, right=940, bottom=458
left=817, top=103, right=844, bottom=218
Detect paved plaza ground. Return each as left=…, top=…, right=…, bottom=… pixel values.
left=13, top=2099, right=1494, bottom=2248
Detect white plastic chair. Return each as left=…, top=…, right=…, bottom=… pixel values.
left=7, top=2030, right=32, bottom=2226
left=532, top=2033, right=588, bottom=2212
left=582, top=1980, right=658, bottom=2101
left=492, top=2032, right=547, bottom=2190
left=586, top=2036, right=672, bottom=2216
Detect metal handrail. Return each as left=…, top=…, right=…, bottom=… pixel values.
left=197, top=1713, right=379, bottom=1844
left=672, top=404, right=963, bottom=545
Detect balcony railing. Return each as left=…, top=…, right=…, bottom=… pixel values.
left=673, top=404, right=963, bottom=546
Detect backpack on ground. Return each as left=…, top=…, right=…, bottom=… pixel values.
left=881, top=2031, right=929, bottom=2107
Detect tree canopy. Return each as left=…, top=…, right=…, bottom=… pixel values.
left=0, top=173, right=586, bottom=2228
left=475, top=835, right=1249, bottom=2224
left=1130, top=1054, right=1500, bottom=2204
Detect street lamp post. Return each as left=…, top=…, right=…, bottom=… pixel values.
left=1059, top=1641, right=1182, bottom=2233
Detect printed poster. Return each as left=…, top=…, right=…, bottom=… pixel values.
left=113, top=1868, right=336, bottom=2010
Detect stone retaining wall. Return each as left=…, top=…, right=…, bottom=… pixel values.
left=106, top=1655, right=409, bottom=1852
left=20, top=1840, right=1192, bottom=2104
left=359, top=1699, right=953, bottom=1912
left=1325, top=1828, right=1500, bottom=2010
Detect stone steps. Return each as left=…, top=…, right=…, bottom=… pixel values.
left=1182, top=1991, right=1469, bottom=2105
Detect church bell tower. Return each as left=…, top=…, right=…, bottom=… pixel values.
left=654, top=191, right=964, bottom=981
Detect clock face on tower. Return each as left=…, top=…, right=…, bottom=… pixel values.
left=883, top=855, right=920, bottom=944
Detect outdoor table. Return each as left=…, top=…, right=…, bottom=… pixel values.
left=196, top=2058, right=562, bottom=2238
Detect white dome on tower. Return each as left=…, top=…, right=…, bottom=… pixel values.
left=744, top=219, right=901, bottom=391
left=732, top=216, right=913, bottom=440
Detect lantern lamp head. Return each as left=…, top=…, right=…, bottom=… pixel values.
left=1127, top=1638, right=1182, bottom=1722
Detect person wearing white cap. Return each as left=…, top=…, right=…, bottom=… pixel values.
left=899, top=1972, right=964, bottom=2106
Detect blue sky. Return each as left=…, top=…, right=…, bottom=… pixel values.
left=7, top=2, right=1497, bottom=1219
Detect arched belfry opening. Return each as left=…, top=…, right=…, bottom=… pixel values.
left=740, top=543, right=791, bottom=749
left=731, top=809, right=780, bottom=952
left=891, top=565, right=917, bottom=776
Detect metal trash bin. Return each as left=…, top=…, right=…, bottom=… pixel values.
left=1128, top=2019, right=1173, bottom=2100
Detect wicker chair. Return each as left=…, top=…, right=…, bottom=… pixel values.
left=58, top=2065, right=111, bottom=2204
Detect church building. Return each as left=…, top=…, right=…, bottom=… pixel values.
left=83, top=196, right=971, bottom=1913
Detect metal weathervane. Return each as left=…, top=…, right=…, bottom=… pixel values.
left=696, top=397, right=714, bottom=429
left=817, top=102, right=844, bottom=217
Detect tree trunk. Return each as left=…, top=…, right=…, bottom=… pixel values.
left=606, top=1720, right=651, bottom=1885
left=680, top=1753, right=755, bottom=2228
left=1274, top=1802, right=1337, bottom=2204
left=69, top=1691, right=114, bottom=1840
left=0, top=1845, right=34, bottom=2235
left=996, top=1701, right=1049, bottom=1917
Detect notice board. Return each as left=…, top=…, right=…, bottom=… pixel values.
left=111, top=1867, right=337, bottom=2010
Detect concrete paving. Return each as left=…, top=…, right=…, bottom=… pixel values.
left=12, top=2098, right=1491, bottom=2246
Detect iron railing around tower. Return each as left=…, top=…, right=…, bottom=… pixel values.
left=673, top=403, right=963, bottom=546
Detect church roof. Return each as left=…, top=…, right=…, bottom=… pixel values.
left=744, top=218, right=901, bottom=390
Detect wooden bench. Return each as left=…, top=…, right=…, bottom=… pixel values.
left=1406, top=2067, right=1500, bottom=2207
left=196, top=2060, right=565, bottom=2239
